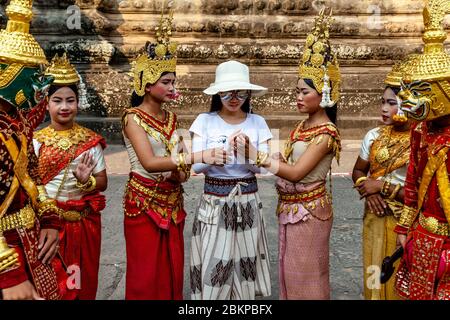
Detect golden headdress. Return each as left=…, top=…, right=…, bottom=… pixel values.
left=0, top=0, right=53, bottom=110
left=0, top=0, right=47, bottom=65
left=384, top=61, right=410, bottom=123
left=45, top=53, right=80, bottom=86
left=385, top=62, right=407, bottom=88
left=402, top=0, right=450, bottom=83
left=132, top=1, right=177, bottom=97
left=398, top=0, right=450, bottom=121
left=299, top=8, right=341, bottom=108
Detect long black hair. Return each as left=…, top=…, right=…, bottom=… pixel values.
left=209, top=94, right=252, bottom=113
left=303, top=78, right=338, bottom=125
left=130, top=71, right=176, bottom=108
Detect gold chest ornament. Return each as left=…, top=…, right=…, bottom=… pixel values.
left=375, top=146, right=390, bottom=164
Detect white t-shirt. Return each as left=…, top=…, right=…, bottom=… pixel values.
left=33, top=141, right=106, bottom=201
left=190, top=112, right=272, bottom=179
left=359, top=127, right=407, bottom=185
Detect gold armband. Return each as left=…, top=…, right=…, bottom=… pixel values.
left=0, top=236, right=19, bottom=273
left=398, top=205, right=417, bottom=229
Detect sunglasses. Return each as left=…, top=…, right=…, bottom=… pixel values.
left=218, top=90, right=249, bottom=101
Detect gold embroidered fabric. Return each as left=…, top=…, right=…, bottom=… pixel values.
left=369, top=125, right=411, bottom=180
left=33, top=124, right=90, bottom=151
left=284, top=120, right=341, bottom=164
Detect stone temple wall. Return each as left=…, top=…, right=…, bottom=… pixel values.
left=1, top=0, right=449, bottom=142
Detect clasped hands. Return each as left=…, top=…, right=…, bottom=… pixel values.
left=228, top=130, right=285, bottom=165
left=354, top=178, right=389, bottom=217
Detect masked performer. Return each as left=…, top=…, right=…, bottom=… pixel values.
left=394, top=0, right=450, bottom=300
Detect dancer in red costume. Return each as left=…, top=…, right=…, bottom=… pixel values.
left=394, top=0, right=450, bottom=300
left=33, top=53, right=107, bottom=300
left=122, top=3, right=226, bottom=299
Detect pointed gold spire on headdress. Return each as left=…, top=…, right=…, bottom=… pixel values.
left=401, top=0, right=450, bottom=82
left=45, top=53, right=80, bottom=86
left=299, top=8, right=341, bottom=106
left=0, top=0, right=47, bottom=65
left=132, top=0, right=177, bottom=96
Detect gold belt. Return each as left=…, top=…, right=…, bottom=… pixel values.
left=277, top=184, right=326, bottom=203
left=129, top=177, right=180, bottom=205
left=0, top=205, right=35, bottom=232
left=59, top=209, right=88, bottom=222
left=419, top=213, right=450, bottom=236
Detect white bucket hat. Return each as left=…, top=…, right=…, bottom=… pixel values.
left=203, top=60, right=268, bottom=97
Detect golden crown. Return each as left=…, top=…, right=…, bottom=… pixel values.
left=401, top=0, right=450, bottom=83
left=132, top=1, right=177, bottom=97
left=0, top=0, right=47, bottom=65
left=299, top=8, right=341, bottom=105
left=45, top=53, right=80, bottom=85
left=385, top=61, right=408, bottom=87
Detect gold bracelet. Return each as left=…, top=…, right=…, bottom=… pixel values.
left=0, top=236, right=19, bottom=273
left=84, top=175, right=97, bottom=193
left=354, top=176, right=367, bottom=187
left=381, top=179, right=391, bottom=197
left=256, top=151, right=269, bottom=167
left=176, top=153, right=187, bottom=172
left=76, top=175, right=97, bottom=193
left=37, top=198, right=59, bottom=217
left=389, top=184, right=401, bottom=200
left=398, top=205, right=417, bottom=228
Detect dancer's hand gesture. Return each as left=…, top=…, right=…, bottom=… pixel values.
left=73, top=151, right=97, bottom=184
left=355, top=178, right=382, bottom=198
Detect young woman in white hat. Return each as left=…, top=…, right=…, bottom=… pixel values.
left=189, top=60, right=272, bottom=300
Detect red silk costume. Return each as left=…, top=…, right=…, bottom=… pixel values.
left=34, top=124, right=106, bottom=300
left=122, top=108, right=186, bottom=300
left=394, top=122, right=450, bottom=300
left=0, top=100, right=73, bottom=299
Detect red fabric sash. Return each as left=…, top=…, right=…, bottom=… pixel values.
left=56, top=193, right=104, bottom=300
left=56, top=193, right=106, bottom=214
left=124, top=172, right=186, bottom=230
